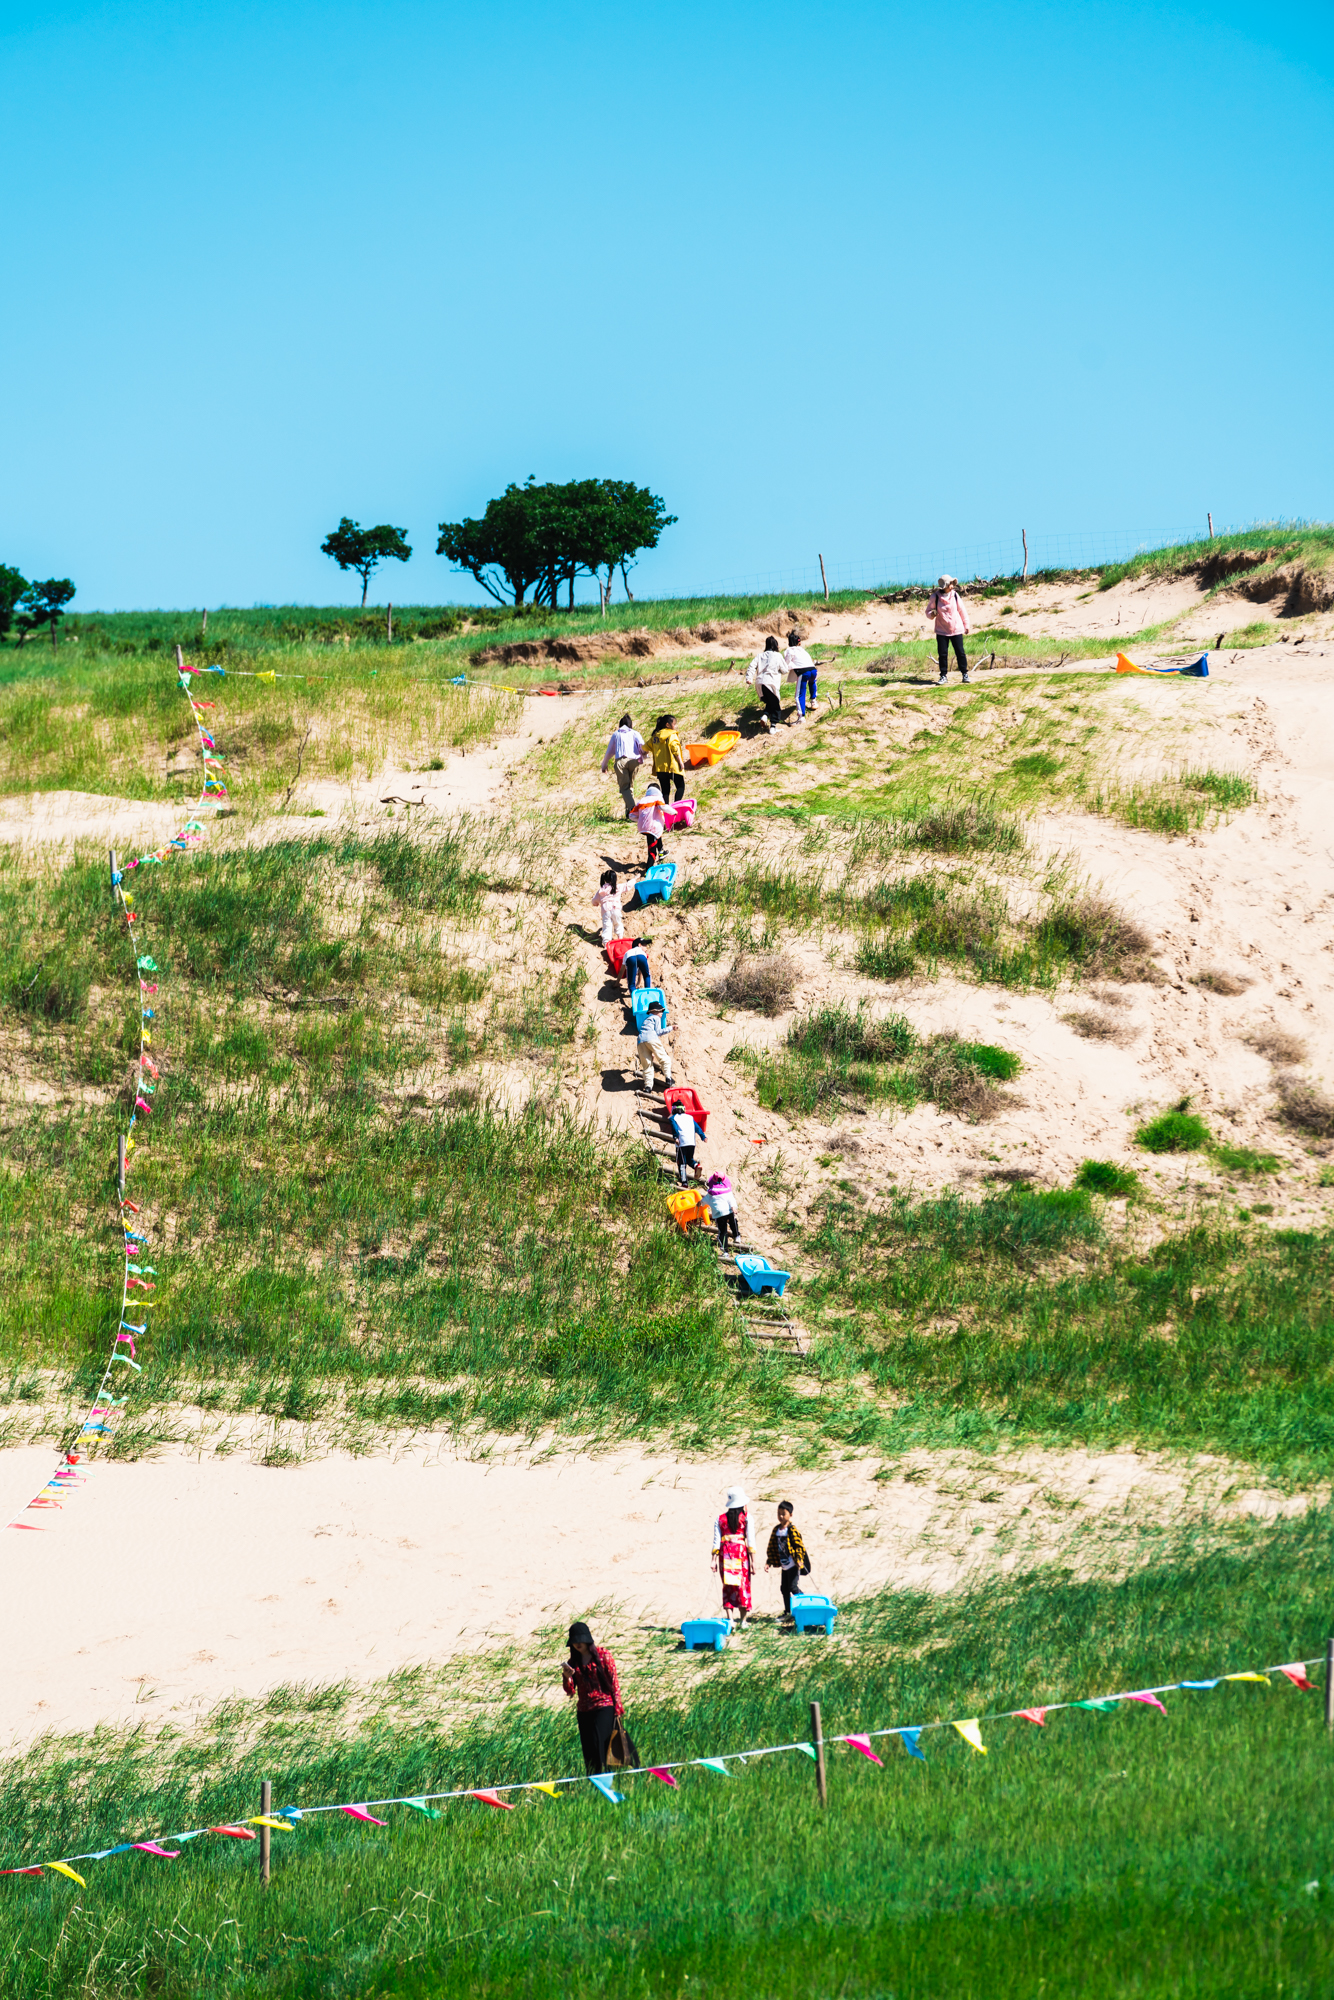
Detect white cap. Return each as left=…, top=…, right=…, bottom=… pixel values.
left=725, top=1485, right=748, bottom=1508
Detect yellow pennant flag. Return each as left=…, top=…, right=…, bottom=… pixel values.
left=256, top=671, right=277, bottom=684
left=530, top=1784, right=560, bottom=1797
left=1224, top=1672, right=1270, bottom=1685
left=47, top=1862, right=86, bottom=1886
left=248, top=1815, right=293, bottom=1830
left=952, top=1718, right=987, bottom=1755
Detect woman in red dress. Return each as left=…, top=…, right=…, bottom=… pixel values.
left=711, top=1485, right=755, bottom=1626
left=560, top=1621, right=624, bottom=1774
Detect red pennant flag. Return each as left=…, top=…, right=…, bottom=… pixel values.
left=1278, top=1664, right=1315, bottom=1691
left=208, top=1825, right=257, bottom=1840
left=1017, top=1708, right=1047, bottom=1726
left=471, top=1790, right=514, bottom=1810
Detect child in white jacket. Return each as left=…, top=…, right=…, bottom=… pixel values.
left=636, top=1004, right=673, bottom=1090
left=593, top=869, right=625, bottom=944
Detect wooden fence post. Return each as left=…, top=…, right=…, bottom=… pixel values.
left=260, top=1779, right=271, bottom=1887
left=1208, top=513, right=1214, bottom=540
left=810, top=1700, right=827, bottom=1807
left=1325, top=1638, right=1333, bottom=1735
left=818, top=554, right=829, bottom=602
left=1021, top=530, right=1029, bottom=581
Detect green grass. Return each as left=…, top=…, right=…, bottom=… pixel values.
left=1074, top=1160, right=1142, bottom=1198
left=1136, top=1109, right=1211, bottom=1154
left=729, top=1004, right=1020, bottom=1122
left=1097, top=522, right=1334, bottom=592
left=0, top=1510, right=1331, bottom=1997
left=1211, top=1144, right=1284, bottom=1177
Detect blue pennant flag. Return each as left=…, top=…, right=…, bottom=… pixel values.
left=899, top=1729, right=927, bottom=1762
left=589, top=1774, right=624, bottom=1805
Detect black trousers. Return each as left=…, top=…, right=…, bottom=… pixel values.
left=936, top=634, right=968, bottom=677
left=715, top=1211, right=739, bottom=1247
left=658, top=771, right=685, bottom=802
left=578, top=1707, right=618, bottom=1775
left=780, top=1566, right=803, bottom=1613
left=760, top=686, right=784, bottom=724
left=676, top=1142, right=696, bottom=1183
left=645, top=834, right=662, bottom=866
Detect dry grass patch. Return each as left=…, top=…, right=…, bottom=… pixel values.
left=1193, top=967, right=1252, bottom=996
left=1034, top=893, right=1160, bottom=983
left=1246, top=1026, right=1309, bottom=1067
left=711, top=951, right=798, bottom=1016
left=1063, top=1007, right=1138, bottom=1047
left=1275, top=1074, right=1334, bottom=1137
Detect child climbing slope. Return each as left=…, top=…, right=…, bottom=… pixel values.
left=634, top=785, right=666, bottom=868
left=636, top=1001, right=673, bottom=1091
left=592, top=869, right=625, bottom=944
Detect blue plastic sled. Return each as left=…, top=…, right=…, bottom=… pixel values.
left=636, top=862, right=677, bottom=905
left=631, top=986, right=670, bottom=1031
left=789, top=1593, right=838, bottom=1636
left=735, top=1253, right=791, bottom=1299
left=682, top=1617, right=731, bottom=1653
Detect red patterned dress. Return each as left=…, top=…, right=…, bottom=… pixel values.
left=714, top=1508, right=754, bottom=1616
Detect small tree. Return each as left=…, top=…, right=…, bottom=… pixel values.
left=17, top=578, right=75, bottom=650
left=584, top=481, right=676, bottom=605
left=0, top=566, right=27, bottom=642
left=320, top=518, right=412, bottom=605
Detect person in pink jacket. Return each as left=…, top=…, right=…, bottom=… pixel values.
left=925, top=574, right=971, bottom=684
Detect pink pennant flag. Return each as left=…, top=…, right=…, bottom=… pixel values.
left=648, top=1768, right=678, bottom=1787
left=844, top=1734, right=884, bottom=1766
left=208, top=1825, right=257, bottom=1839
left=471, top=1790, right=514, bottom=1810
left=342, top=1806, right=388, bottom=1826
left=132, top=1842, right=180, bottom=1859
left=1017, top=1708, right=1047, bottom=1726
left=1124, top=1692, right=1167, bottom=1714
left=1278, top=1664, right=1315, bottom=1691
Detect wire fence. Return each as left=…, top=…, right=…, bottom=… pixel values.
left=683, top=524, right=1233, bottom=601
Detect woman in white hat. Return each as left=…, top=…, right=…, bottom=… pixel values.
left=711, top=1485, right=756, bottom=1626
left=925, top=575, right=971, bottom=684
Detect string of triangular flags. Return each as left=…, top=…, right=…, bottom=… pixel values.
left=2, top=1651, right=1320, bottom=1886
left=0, top=656, right=229, bottom=1539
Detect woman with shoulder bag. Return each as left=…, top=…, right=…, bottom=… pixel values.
left=561, top=1622, right=637, bottom=1773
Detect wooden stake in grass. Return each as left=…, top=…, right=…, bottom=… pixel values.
left=1208, top=513, right=1214, bottom=539
left=1021, top=529, right=1029, bottom=582
left=260, top=1780, right=271, bottom=1887
left=175, top=643, right=185, bottom=673
left=810, top=1701, right=828, bottom=1807
left=1325, top=1638, right=1333, bottom=1735
left=819, top=553, right=829, bottom=602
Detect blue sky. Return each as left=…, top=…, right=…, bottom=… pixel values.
left=1, top=0, right=1331, bottom=609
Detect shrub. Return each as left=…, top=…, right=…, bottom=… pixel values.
left=1036, top=893, right=1157, bottom=981
left=956, top=1041, right=1022, bottom=1080
left=856, top=935, right=918, bottom=981
left=1136, top=1109, right=1210, bottom=1153
left=1008, top=751, right=1061, bottom=777
left=789, top=1002, right=918, bottom=1065
left=917, top=1033, right=1011, bottom=1122
left=1193, top=967, right=1251, bottom=996
left=913, top=896, right=1000, bottom=961
left=1074, top=1159, right=1141, bottom=1196
left=711, top=951, right=797, bottom=1017
left=1276, top=1075, right=1334, bottom=1137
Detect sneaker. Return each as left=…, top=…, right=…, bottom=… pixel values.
left=760, top=716, right=772, bottom=733
left=960, top=673, right=970, bottom=684
left=937, top=673, right=947, bottom=685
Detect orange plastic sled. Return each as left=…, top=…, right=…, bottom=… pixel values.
left=665, top=1189, right=710, bottom=1232
left=686, top=730, right=741, bottom=768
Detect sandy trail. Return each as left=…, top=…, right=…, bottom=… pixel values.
left=0, top=1432, right=1307, bottom=1750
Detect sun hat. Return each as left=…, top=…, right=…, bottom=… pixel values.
left=937, top=573, right=956, bottom=588
left=568, top=1621, right=596, bottom=1649
left=707, top=1173, right=732, bottom=1191
left=643, top=783, right=663, bottom=801
left=725, top=1485, right=749, bottom=1509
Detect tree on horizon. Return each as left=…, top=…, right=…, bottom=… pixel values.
left=320, top=518, right=412, bottom=605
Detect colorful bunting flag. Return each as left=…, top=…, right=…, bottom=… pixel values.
left=1224, top=1673, right=1270, bottom=1686
left=471, top=1791, right=513, bottom=1811
left=844, top=1734, right=884, bottom=1766
left=1277, top=1664, right=1315, bottom=1691
left=1018, top=1708, right=1047, bottom=1726
left=899, top=1729, right=927, bottom=1762
left=402, top=1799, right=441, bottom=1817
left=46, top=1863, right=86, bottom=1886
left=589, top=1774, right=625, bottom=1805
left=648, top=1768, right=679, bottom=1786
left=1123, top=1692, right=1167, bottom=1715
left=342, top=1806, right=387, bottom=1826
left=952, top=1719, right=987, bottom=1755
left=695, top=1758, right=731, bottom=1775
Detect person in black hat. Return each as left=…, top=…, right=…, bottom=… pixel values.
left=561, top=1622, right=625, bottom=1774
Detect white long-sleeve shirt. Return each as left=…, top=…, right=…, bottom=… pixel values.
left=602, top=727, right=644, bottom=769
left=784, top=645, right=815, bottom=679
left=746, top=650, right=784, bottom=694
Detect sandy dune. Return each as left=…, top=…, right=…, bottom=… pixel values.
left=0, top=1431, right=1306, bottom=1750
